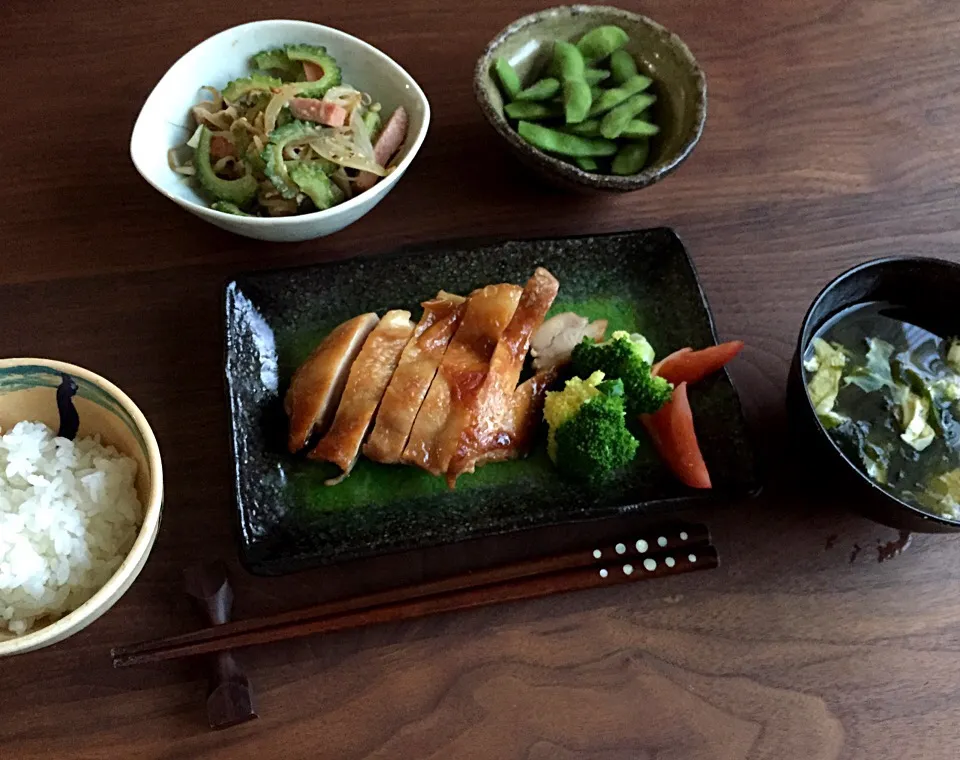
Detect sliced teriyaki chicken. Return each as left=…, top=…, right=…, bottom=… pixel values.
left=363, top=292, right=467, bottom=464
left=284, top=312, right=379, bottom=453
left=529, top=312, right=608, bottom=371
left=402, top=283, right=522, bottom=475
left=453, top=368, right=558, bottom=474
left=309, top=310, right=416, bottom=481
left=446, top=268, right=560, bottom=485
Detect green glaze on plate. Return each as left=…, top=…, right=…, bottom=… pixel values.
left=225, top=228, right=759, bottom=575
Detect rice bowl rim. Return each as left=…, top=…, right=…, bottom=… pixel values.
left=0, top=357, right=164, bottom=656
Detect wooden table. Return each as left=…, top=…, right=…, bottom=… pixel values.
left=3, top=0, right=960, bottom=757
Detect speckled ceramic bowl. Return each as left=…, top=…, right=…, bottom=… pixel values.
left=474, top=5, right=706, bottom=192
left=0, top=359, right=163, bottom=656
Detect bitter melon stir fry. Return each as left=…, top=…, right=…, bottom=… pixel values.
left=167, top=44, right=409, bottom=217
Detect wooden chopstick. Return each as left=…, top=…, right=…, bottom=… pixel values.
left=112, top=524, right=713, bottom=668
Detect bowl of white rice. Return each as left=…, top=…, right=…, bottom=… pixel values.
left=0, top=358, right=162, bottom=656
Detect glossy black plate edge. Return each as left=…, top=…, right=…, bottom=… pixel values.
left=224, top=228, right=763, bottom=576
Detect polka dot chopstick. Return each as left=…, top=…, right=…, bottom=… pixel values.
left=112, top=522, right=715, bottom=669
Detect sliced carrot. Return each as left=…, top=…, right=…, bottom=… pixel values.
left=652, top=341, right=744, bottom=385
left=640, top=382, right=712, bottom=489
left=302, top=61, right=324, bottom=82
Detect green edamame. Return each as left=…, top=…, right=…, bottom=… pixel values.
left=609, top=49, right=638, bottom=85
left=501, top=25, right=662, bottom=177
left=504, top=101, right=563, bottom=120
left=563, top=81, right=592, bottom=123
left=584, top=68, right=611, bottom=85
left=576, top=25, right=629, bottom=62
left=493, top=57, right=522, bottom=99
left=620, top=119, right=660, bottom=138
left=517, top=121, right=618, bottom=157
left=611, top=139, right=650, bottom=174
left=588, top=75, right=653, bottom=116
left=554, top=41, right=592, bottom=124
left=515, top=77, right=561, bottom=101
left=563, top=119, right=601, bottom=137
left=600, top=93, right=657, bottom=139
left=553, top=40, right=585, bottom=80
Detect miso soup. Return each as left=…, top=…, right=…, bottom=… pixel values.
left=803, top=301, right=960, bottom=520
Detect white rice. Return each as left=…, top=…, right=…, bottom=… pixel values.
left=0, top=421, right=143, bottom=636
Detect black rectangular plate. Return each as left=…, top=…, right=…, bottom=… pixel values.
left=225, top=229, right=760, bottom=576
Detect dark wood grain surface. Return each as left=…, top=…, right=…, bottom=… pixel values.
left=3, top=0, right=960, bottom=757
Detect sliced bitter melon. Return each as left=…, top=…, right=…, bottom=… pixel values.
left=195, top=126, right=257, bottom=206
left=284, top=44, right=341, bottom=96
left=252, top=48, right=303, bottom=80
left=222, top=73, right=282, bottom=104
left=211, top=201, right=253, bottom=216
left=289, top=163, right=345, bottom=211
left=260, top=120, right=327, bottom=199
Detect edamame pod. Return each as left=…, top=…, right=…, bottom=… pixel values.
left=584, top=68, right=611, bottom=85
left=517, top=121, right=618, bottom=157
left=504, top=101, right=563, bottom=120
left=563, top=119, right=602, bottom=137
left=576, top=25, right=629, bottom=62
left=554, top=40, right=585, bottom=80
left=564, top=81, right=593, bottom=123
left=588, top=75, right=653, bottom=116
left=609, top=49, right=638, bottom=85
left=554, top=41, right=592, bottom=123
left=493, top=57, right=522, bottom=99
left=620, top=119, right=660, bottom=138
left=574, top=157, right=599, bottom=171
left=611, top=139, right=650, bottom=174
left=600, top=93, right=657, bottom=138
left=515, top=77, right=561, bottom=101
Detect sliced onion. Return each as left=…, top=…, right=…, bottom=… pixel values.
left=323, top=86, right=363, bottom=120
left=185, top=124, right=204, bottom=149
left=264, top=83, right=302, bottom=133
left=200, top=86, right=223, bottom=110
left=350, top=107, right=375, bottom=161
left=304, top=137, right=385, bottom=175
left=330, top=168, right=353, bottom=200
left=192, top=104, right=238, bottom=130
left=258, top=182, right=298, bottom=216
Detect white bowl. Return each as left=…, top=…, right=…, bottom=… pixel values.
left=0, top=359, right=164, bottom=657
left=130, top=19, right=431, bottom=242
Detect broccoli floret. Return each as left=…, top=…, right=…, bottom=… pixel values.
left=571, top=330, right=672, bottom=415
left=543, top=371, right=639, bottom=483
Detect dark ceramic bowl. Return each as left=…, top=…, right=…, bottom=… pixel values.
left=474, top=5, right=707, bottom=193
left=787, top=256, right=960, bottom=533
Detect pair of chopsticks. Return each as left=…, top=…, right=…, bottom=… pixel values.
left=112, top=523, right=715, bottom=668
